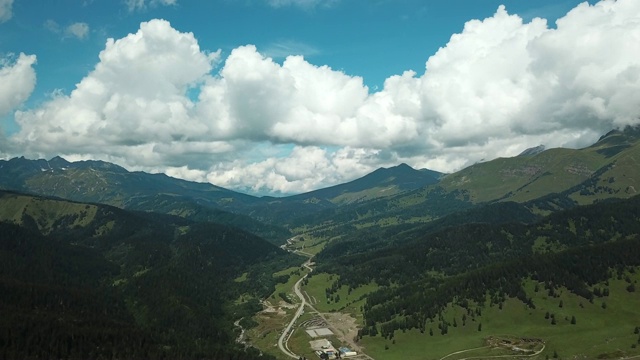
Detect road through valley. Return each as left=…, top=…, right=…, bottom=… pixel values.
left=276, top=255, right=313, bottom=358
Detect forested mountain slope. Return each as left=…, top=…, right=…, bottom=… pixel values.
left=312, top=194, right=640, bottom=339
left=0, top=190, right=298, bottom=359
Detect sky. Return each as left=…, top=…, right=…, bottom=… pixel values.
left=1, top=0, right=639, bottom=196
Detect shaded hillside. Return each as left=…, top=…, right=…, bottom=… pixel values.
left=124, top=193, right=291, bottom=244
left=317, top=195, right=640, bottom=288
left=315, top=201, right=541, bottom=259
left=0, top=191, right=298, bottom=359
left=0, top=222, right=151, bottom=359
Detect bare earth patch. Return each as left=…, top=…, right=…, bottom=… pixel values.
left=322, top=312, right=363, bottom=353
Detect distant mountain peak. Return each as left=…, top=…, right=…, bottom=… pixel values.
left=394, top=163, right=412, bottom=169
left=518, top=145, right=545, bottom=157
left=370, top=163, right=415, bottom=176
left=593, top=126, right=640, bottom=150
left=48, top=156, right=71, bottom=168
left=69, top=159, right=128, bottom=173
left=285, top=162, right=443, bottom=206
left=598, top=129, right=621, bottom=142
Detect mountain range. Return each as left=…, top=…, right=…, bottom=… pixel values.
left=2, top=126, right=639, bottom=231
left=0, top=156, right=443, bottom=234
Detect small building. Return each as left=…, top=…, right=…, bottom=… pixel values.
left=339, top=347, right=358, bottom=357
left=310, top=339, right=338, bottom=359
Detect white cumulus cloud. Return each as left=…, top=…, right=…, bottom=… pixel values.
left=45, top=20, right=91, bottom=40
left=0, top=53, right=37, bottom=118
left=204, top=146, right=381, bottom=195
left=14, top=19, right=218, bottom=162
left=196, top=45, right=370, bottom=145
left=65, top=22, right=90, bottom=40
left=125, top=0, right=177, bottom=12
left=8, top=0, right=640, bottom=195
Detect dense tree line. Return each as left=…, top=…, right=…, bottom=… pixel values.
left=287, top=186, right=474, bottom=235
left=316, top=200, right=540, bottom=268
left=126, top=194, right=291, bottom=244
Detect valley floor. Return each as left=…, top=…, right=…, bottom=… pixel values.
left=246, top=242, right=640, bottom=360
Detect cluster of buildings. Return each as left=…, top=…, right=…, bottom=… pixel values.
left=309, top=338, right=357, bottom=359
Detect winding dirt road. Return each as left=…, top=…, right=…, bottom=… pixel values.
left=438, top=343, right=545, bottom=360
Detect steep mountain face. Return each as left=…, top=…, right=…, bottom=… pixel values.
left=0, top=190, right=294, bottom=359
left=518, top=145, right=546, bottom=157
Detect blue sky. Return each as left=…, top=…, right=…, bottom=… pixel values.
left=1, top=0, right=638, bottom=195
left=4, top=0, right=585, bottom=109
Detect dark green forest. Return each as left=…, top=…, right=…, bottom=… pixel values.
left=0, top=194, right=299, bottom=359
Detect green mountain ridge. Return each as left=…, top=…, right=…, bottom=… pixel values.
left=298, top=126, right=640, bottom=237
left=0, top=155, right=445, bottom=231
left=4, top=126, right=637, bottom=249
left=2, top=126, right=639, bottom=226
left=439, top=126, right=640, bottom=205
left=0, top=156, right=293, bottom=242
left=287, top=163, right=442, bottom=205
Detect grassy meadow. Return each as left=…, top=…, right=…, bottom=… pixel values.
left=361, top=272, right=640, bottom=360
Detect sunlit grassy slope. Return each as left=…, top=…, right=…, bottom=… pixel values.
left=361, top=272, right=640, bottom=360
left=0, top=191, right=98, bottom=234
left=439, top=129, right=640, bottom=205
